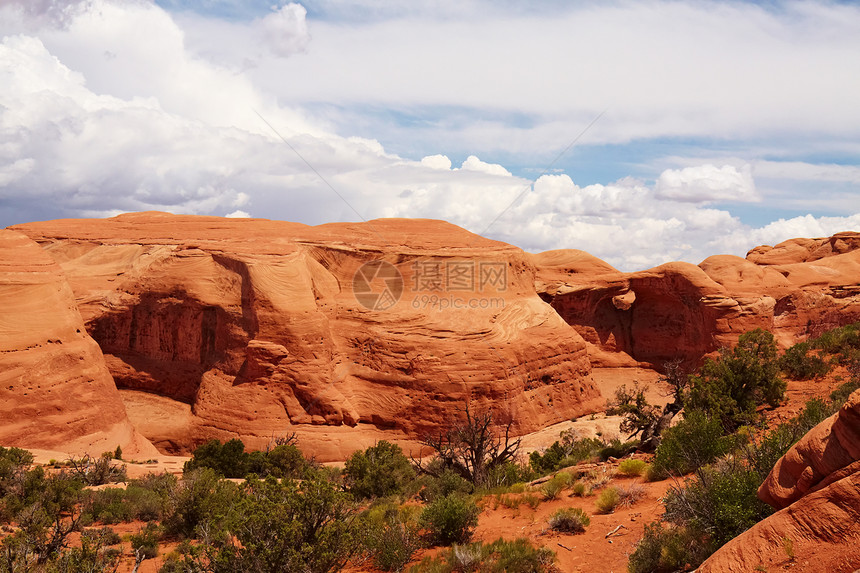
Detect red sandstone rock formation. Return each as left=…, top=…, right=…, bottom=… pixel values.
left=12, top=213, right=600, bottom=459
left=533, top=232, right=860, bottom=368
left=0, top=230, right=156, bottom=457
left=697, top=390, right=860, bottom=572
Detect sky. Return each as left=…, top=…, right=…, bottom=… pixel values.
left=1, top=0, right=858, bottom=271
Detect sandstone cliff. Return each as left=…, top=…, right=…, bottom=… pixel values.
left=697, top=390, right=860, bottom=572
left=0, top=230, right=156, bottom=457
left=533, top=232, right=860, bottom=368
left=12, top=213, right=600, bottom=459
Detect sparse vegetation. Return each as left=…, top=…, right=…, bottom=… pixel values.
left=419, top=493, right=480, bottom=546
left=617, top=458, right=648, bottom=477
left=548, top=507, right=590, bottom=533
left=595, top=487, right=621, bottom=514
left=686, top=328, right=786, bottom=432
left=409, top=538, right=556, bottom=573
left=344, top=440, right=415, bottom=500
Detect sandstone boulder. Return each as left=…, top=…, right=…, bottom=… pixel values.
left=698, top=390, right=860, bottom=572
left=0, top=230, right=156, bottom=457
left=13, top=213, right=600, bottom=459
left=533, top=233, right=860, bottom=368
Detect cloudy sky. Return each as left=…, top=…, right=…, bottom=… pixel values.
left=1, top=0, right=858, bottom=270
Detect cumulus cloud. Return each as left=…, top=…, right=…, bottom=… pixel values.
left=655, top=164, right=758, bottom=204
left=458, top=155, right=512, bottom=177
left=420, top=154, right=452, bottom=170
left=258, top=3, right=310, bottom=57
left=0, top=0, right=857, bottom=274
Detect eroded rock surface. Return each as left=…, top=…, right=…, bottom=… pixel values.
left=13, top=213, right=600, bottom=459
left=534, top=232, right=860, bottom=368
left=0, top=230, right=156, bottom=457
left=698, top=390, right=860, bottom=572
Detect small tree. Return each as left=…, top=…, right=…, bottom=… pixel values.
left=686, top=329, right=786, bottom=431
left=416, top=405, right=520, bottom=486
left=344, top=441, right=415, bottom=499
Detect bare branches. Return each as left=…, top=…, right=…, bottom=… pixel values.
left=415, top=405, right=521, bottom=486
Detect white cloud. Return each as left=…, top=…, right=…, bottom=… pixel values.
left=258, top=3, right=310, bottom=58
left=655, top=164, right=758, bottom=204
left=458, top=155, right=512, bottom=177
left=0, top=0, right=857, bottom=275
left=420, top=154, right=452, bottom=170
left=225, top=210, right=251, bottom=218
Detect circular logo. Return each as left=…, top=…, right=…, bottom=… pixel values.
left=353, top=260, right=403, bottom=311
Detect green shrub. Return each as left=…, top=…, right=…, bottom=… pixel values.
left=686, top=329, right=786, bottom=431
left=521, top=493, right=541, bottom=509
left=361, top=503, right=423, bottom=572
left=344, top=441, right=415, bottom=500
left=628, top=522, right=708, bottom=573
left=184, top=439, right=308, bottom=480
left=570, top=481, right=589, bottom=497
left=83, top=487, right=132, bottom=524
left=420, top=469, right=473, bottom=502
left=650, top=411, right=742, bottom=478
left=779, top=342, right=830, bottom=379
left=419, top=493, right=480, bottom=545
left=161, top=468, right=238, bottom=539
left=221, top=471, right=361, bottom=573
left=409, top=538, right=556, bottom=573
left=617, top=459, right=648, bottom=477
left=540, top=472, right=572, bottom=501
left=663, top=456, right=772, bottom=550
left=528, top=431, right=604, bottom=474
left=548, top=507, right=590, bottom=533
left=595, top=487, right=620, bottom=514
left=830, top=377, right=860, bottom=408
left=810, top=322, right=860, bottom=362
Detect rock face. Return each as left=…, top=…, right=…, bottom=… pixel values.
left=697, top=390, right=860, bottom=572
left=533, top=232, right=860, bottom=368
left=0, top=230, right=156, bottom=457
left=12, top=213, right=600, bottom=459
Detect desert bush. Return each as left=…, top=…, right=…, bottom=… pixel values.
left=344, top=441, right=415, bottom=500
left=484, top=461, right=534, bottom=489
left=540, top=472, right=572, bottom=501
left=184, top=439, right=308, bottom=480
left=830, top=362, right=860, bottom=408
left=161, top=468, right=238, bottom=539
left=362, top=503, right=423, bottom=572
left=409, top=538, right=556, bottom=573
left=521, top=493, right=541, bottom=509
left=201, top=471, right=362, bottom=573
left=569, top=481, right=589, bottom=497
left=650, top=410, right=742, bottom=478
left=617, top=459, right=648, bottom=477
left=779, top=342, right=830, bottom=379
left=663, top=456, right=772, bottom=550
left=686, top=329, right=786, bottom=431
left=616, top=483, right=645, bottom=508
left=628, top=522, right=708, bottom=573
left=594, top=487, right=621, bottom=514
left=541, top=479, right=564, bottom=501
left=67, top=453, right=127, bottom=486
left=419, top=493, right=480, bottom=546
left=528, top=431, right=605, bottom=474
left=420, top=468, right=474, bottom=502
left=548, top=507, right=590, bottom=533
left=810, top=322, right=860, bottom=362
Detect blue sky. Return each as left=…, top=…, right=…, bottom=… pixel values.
left=1, top=0, right=858, bottom=270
